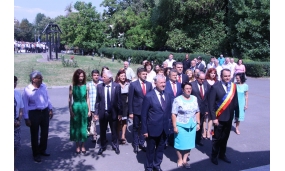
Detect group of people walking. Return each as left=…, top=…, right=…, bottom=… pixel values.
left=14, top=53, right=249, bottom=171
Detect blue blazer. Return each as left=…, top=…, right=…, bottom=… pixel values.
left=141, top=90, right=172, bottom=137
left=165, top=80, right=182, bottom=104
left=128, top=79, right=153, bottom=115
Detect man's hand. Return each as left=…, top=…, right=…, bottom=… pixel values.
left=93, top=114, right=99, bottom=121
left=49, top=110, right=53, bottom=120
left=129, top=114, right=133, bottom=119
left=143, top=133, right=148, bottom=138
left=25, top=119, right=31, bottom=127
left=213, top=119, right=219, bottom=126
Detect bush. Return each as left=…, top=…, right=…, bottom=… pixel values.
left=244, top=61, right=270, bottom=77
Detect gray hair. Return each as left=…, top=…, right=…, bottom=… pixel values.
left=29, top=70, right=42, bottom=82
left=153, top=74, right=166, bottom=83
left=103, top=70, right=113, bottom=78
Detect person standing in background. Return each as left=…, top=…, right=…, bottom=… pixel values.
left=87, top=69, right=102, bottom=143
left=14, top=76, right=24, bottom=170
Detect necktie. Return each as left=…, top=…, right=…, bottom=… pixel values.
left=142, top=82, right=146, bottom=95
left=199, top=84, right=204, bottom=99
left=172, top=82, right=176, bottom=96
left=226, top=83, right=231, bottom=92
left=160, top=92, right=166, bottom=110
left=178, top=75, right=181, bottom=83
left=106, top=85, right=111, bottom=111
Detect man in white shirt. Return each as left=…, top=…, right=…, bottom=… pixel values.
left=214, top=59, right=223, bottom=81
left=124, top=61, right=136, bottom=82
left=164, top=53, right=176, bottom=68
left=222, top=58, right=234, bottom=79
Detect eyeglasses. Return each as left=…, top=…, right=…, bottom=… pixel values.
left=198, top=78, right=205, bottom=81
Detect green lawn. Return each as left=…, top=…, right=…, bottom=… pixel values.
left=14, top=53, right=142, bottom=88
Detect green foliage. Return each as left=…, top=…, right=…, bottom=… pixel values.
left=244, top=61, right=270, bottom=77
left=61, top=55, right=79, bottom=68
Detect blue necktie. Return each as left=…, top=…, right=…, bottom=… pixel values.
left=160, top=92, right=166, bottom=111
left=106, top=85, right=111, bottom=112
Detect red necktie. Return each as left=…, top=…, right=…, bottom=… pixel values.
left=142, top=82, right=146, bottom=95
left=172, top=82, right=176, bottom=96
left=178, top=75, right=181, bottom=83
left=199, top=84, right=204, bottom=99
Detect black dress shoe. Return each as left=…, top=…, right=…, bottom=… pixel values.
left=113, top=147, right=120, bottom=154
left=133, top=146, right=139, bottom=154
left=219, top=155, right=231, bottom=163
left=196, top=141, right=204, bottom=146
left=40, top=151, right=50, bottom=156
left=153, top=168, right=163, bottom=171
left=97, top=147, right=106, bottom=155
left=139, top=145, right=147, bottom=152
left=211, top=157, right=218, bottom=165
left=34, top=155, right=42, bottom=163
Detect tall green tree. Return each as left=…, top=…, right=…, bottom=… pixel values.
left=14, top=19, right=34, bottom=41
left=58, top=1, right=107, bottom=51
left=227, top=0, right=270, bottom=60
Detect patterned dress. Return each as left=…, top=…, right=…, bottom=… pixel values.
left=70, top=85, right=88, bottom=142
left=172, top=95, right=200, bottom=150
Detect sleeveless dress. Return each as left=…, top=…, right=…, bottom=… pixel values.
left=70, top=85, right=88, bottom=142
left=236, top=83, right=249, bottom=121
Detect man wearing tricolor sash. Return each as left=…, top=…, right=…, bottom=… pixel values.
left=208, top=68, right=239, bottom=165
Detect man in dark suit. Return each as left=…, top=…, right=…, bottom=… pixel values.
left=141, top=75, right=172, bottom=171
left=128, top=67, right=153, bottom=153
left=94, top=70, right=123, bottom=155
left=164, top=69, right=182, bottom=147
left=191, top=71, right=210, bottom=146
left=208, top=68, right=239, bottom=165
left=175, top=62, right=189, bottom=84
left=182, top=53, right=191, bottom=74
left=196, top=56, right=205, bottom=72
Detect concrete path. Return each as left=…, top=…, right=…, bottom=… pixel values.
left=15, top=77, right=270, bottom=171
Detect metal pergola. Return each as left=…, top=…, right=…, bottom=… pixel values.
left=42, top=22, right=62, bottom=60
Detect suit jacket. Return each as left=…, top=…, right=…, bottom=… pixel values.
left=182, top=59, right=191, bottom=74
left=94, top=82, right=122, bottom=120
left=177, top=73, right=189, bottom=84
left=191, top=80, right=210, bottom=116
left=165, top=80, right=182, bottom=104
left=141, top=90, right=172, bottom=137
left=196, top=62, right=205, bottom=72
left=128, top=80, right=152, bottom=115
left=208, top=81, right=239, bottom=122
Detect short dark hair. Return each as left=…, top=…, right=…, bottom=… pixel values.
left=14, top=76, right=18, bottom=82
left=221, top=68, right=231, bottom=77
left=235, top=72, right=247, bottom=83
left=144, top=61, right=153, bottom=70
left=91, top=69, right=100, bottom=75
left=181, top=82, right=192, bottom=89
left=137, top=67, right=147, bottom=76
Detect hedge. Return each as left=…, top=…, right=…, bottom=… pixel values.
left=98, top=47, right=269, bottom=77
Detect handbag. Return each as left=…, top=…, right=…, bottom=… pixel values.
left=90, top=120, right=95, bottom=135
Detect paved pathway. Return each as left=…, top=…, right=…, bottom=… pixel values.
left=15, top=77, right=270, bottom=171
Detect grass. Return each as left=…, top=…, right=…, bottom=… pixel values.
left=14, top=53, right=143, bottom=88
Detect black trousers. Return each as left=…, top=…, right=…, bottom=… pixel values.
left=132, top=114, right=145, bottom=147
left=28, top=108, right=49, bottom=157
left=99, top=111, right=118, bottom=148
left=145, top=131, right=167, bottom=171
left=211, top=120, right=231, bottom=158
left=196, top=114, right=205, bottom=143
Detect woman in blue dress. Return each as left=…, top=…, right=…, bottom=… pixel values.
left=234, top=73, right=249, bottom=135
left=171, top=82, right=200, bottom=169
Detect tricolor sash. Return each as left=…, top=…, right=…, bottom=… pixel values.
left=215, top=83, right=236, bottom=118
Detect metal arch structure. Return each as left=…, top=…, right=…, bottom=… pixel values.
left=42, top=22, right=62, bottom=60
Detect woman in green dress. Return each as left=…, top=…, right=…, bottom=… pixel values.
left=69, top=69, right=91, bottom=154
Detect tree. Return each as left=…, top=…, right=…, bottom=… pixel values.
left=14, top=19, right=34, bottom=41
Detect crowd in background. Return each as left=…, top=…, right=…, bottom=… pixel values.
left=14, top=41, right=48, bottom=53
